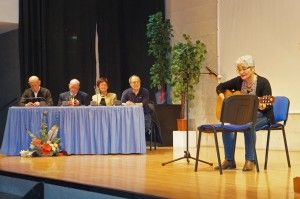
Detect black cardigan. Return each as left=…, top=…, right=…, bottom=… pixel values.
left=216, top=75, right=274, bottom=124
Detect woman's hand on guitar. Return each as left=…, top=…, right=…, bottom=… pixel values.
left=258, top=103, right=267, bottom=110
left=258, top=95, right=274, bottom=110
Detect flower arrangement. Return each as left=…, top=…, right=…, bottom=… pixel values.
left=20, top=112, right=61, bottom=157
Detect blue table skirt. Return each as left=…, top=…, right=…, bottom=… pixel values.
left=0, top=106, right=146, bottom=155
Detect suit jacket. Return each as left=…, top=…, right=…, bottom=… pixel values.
left=91, top=93, right=117, bottom=106
left=58, top=91, right=89, bottom=106
left=19, top=87, right=53, bottom=106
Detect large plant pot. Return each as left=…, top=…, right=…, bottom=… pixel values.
left=177, top=119, right=187, bottom=131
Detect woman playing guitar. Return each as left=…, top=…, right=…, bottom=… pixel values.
left=215, top=55, right=274, bottom=172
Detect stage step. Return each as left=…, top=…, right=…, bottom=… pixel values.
left=0, top=192, right=22, bottom=199
left=0, top=175, right=43, bottom=199
left=0, top=173, right=158, bottom=199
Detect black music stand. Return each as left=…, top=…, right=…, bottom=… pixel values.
left=162, top=68, right=216, bottom=166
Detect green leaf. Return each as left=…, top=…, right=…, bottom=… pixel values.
left=146, top=12, right=173, bottom=90
left=170, top=34, right=207, bottom=117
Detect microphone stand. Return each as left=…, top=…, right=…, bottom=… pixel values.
left=162, top=70, right=215, bottom=166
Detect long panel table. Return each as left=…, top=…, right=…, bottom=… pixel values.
left=0, top=106, right=146, bottom=155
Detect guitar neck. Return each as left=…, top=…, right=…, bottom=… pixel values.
left=258, top=95, right=275, bottom=105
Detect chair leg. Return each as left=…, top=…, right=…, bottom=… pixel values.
left=233, top=132, right=237, bottom=160
left=253, top=131, right=259, bottom=172
left=264, top=129, right=271, bottom=170
left=154, top=127, right=157, bottom=150
left=149, top=125, right=153, bottom=151
left=214, top=131, right=222, bottom=175
left=194, top=131, right=202, bottom=172
left=282, top=127, right=291, bottom=168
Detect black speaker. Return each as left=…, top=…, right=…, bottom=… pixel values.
left=154, top=104, right=181, bottom=146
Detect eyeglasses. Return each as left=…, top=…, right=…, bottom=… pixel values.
left=130, top=81, right=140, bottom=84
left=236, top=66, right=251, bottom=73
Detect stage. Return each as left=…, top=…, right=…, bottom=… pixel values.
left=0, top=147, right=300, bottom=198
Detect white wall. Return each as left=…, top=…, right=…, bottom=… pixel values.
left=219, top=0, right=300, bottom=113
left=0, top=0, right=19, bottom=23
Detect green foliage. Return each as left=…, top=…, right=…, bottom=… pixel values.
left=171, top=34, right=207, bottom=117
left=21, top=111, right=61, bottom=157
left=146, top=12, right=173, bottom=89
left=26, top=111, right=60, bottom=144
left=40, top=112, right=48, bottom=143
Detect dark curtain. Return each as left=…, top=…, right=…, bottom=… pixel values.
left=19, top=0, right=97, bottom=104
left=19, top=0, right=164, bottom=104
left=19, top=0, right=48, bottom=90
left=97, top=0, right=164, bottom=98
left=46, top=0, right=97, bottom=103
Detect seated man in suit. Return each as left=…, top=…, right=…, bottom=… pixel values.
left=121, top=75, right=152, bottom=134
left=19, top=75, right=53, bottom=106
left=58, top=79, right=89, bottom=106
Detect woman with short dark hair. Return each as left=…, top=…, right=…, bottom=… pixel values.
left=91, top=77, right=116, bottom=106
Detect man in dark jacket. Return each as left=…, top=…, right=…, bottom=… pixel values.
left=121, top=75, right=151, bottom=134
left=19, top=76, right=53, bottom=106
left=57, top=79, right=89, bottom=106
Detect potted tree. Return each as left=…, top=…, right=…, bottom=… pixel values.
left=171, top=34, right=207, bottom=130
left=146, top=12, right=173, bottom=104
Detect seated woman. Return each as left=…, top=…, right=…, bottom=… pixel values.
left=91, top=77, right=117, bottom=106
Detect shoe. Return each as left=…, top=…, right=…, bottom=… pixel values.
left=214, top=160, right=236, bottom=170
left=242, top=160, right=255, bottom=171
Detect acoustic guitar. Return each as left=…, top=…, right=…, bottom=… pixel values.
left=215, top=90, right=275, bottom=120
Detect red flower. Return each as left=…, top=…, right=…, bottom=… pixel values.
left=41, top=143, right=52, bottom=155
left=32, top=138, right=42, bottom=147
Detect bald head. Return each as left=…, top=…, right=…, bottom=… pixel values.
left=28, top=76, right=41, bottom=93
left=69, top=79, right=80, bottom=94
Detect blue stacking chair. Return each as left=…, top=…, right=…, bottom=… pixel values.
left=259, top=96, right=291, bottom=170
left=194, top=95, right=259, bottom=174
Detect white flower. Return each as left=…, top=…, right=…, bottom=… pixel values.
left=49, top=143, right=55, bottom=151
left=20, top=150, right=33, bottom=157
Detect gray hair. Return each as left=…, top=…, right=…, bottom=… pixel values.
left=235, top=55, right=255, bottom=68
left=28, top=75, right=40, bottom=83
left=69, top=79, right=80, bottom=86
left=129, top=75, right=141, bottom=83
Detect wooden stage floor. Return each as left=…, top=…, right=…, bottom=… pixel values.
left=1, top=147, right=300, bottom=198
